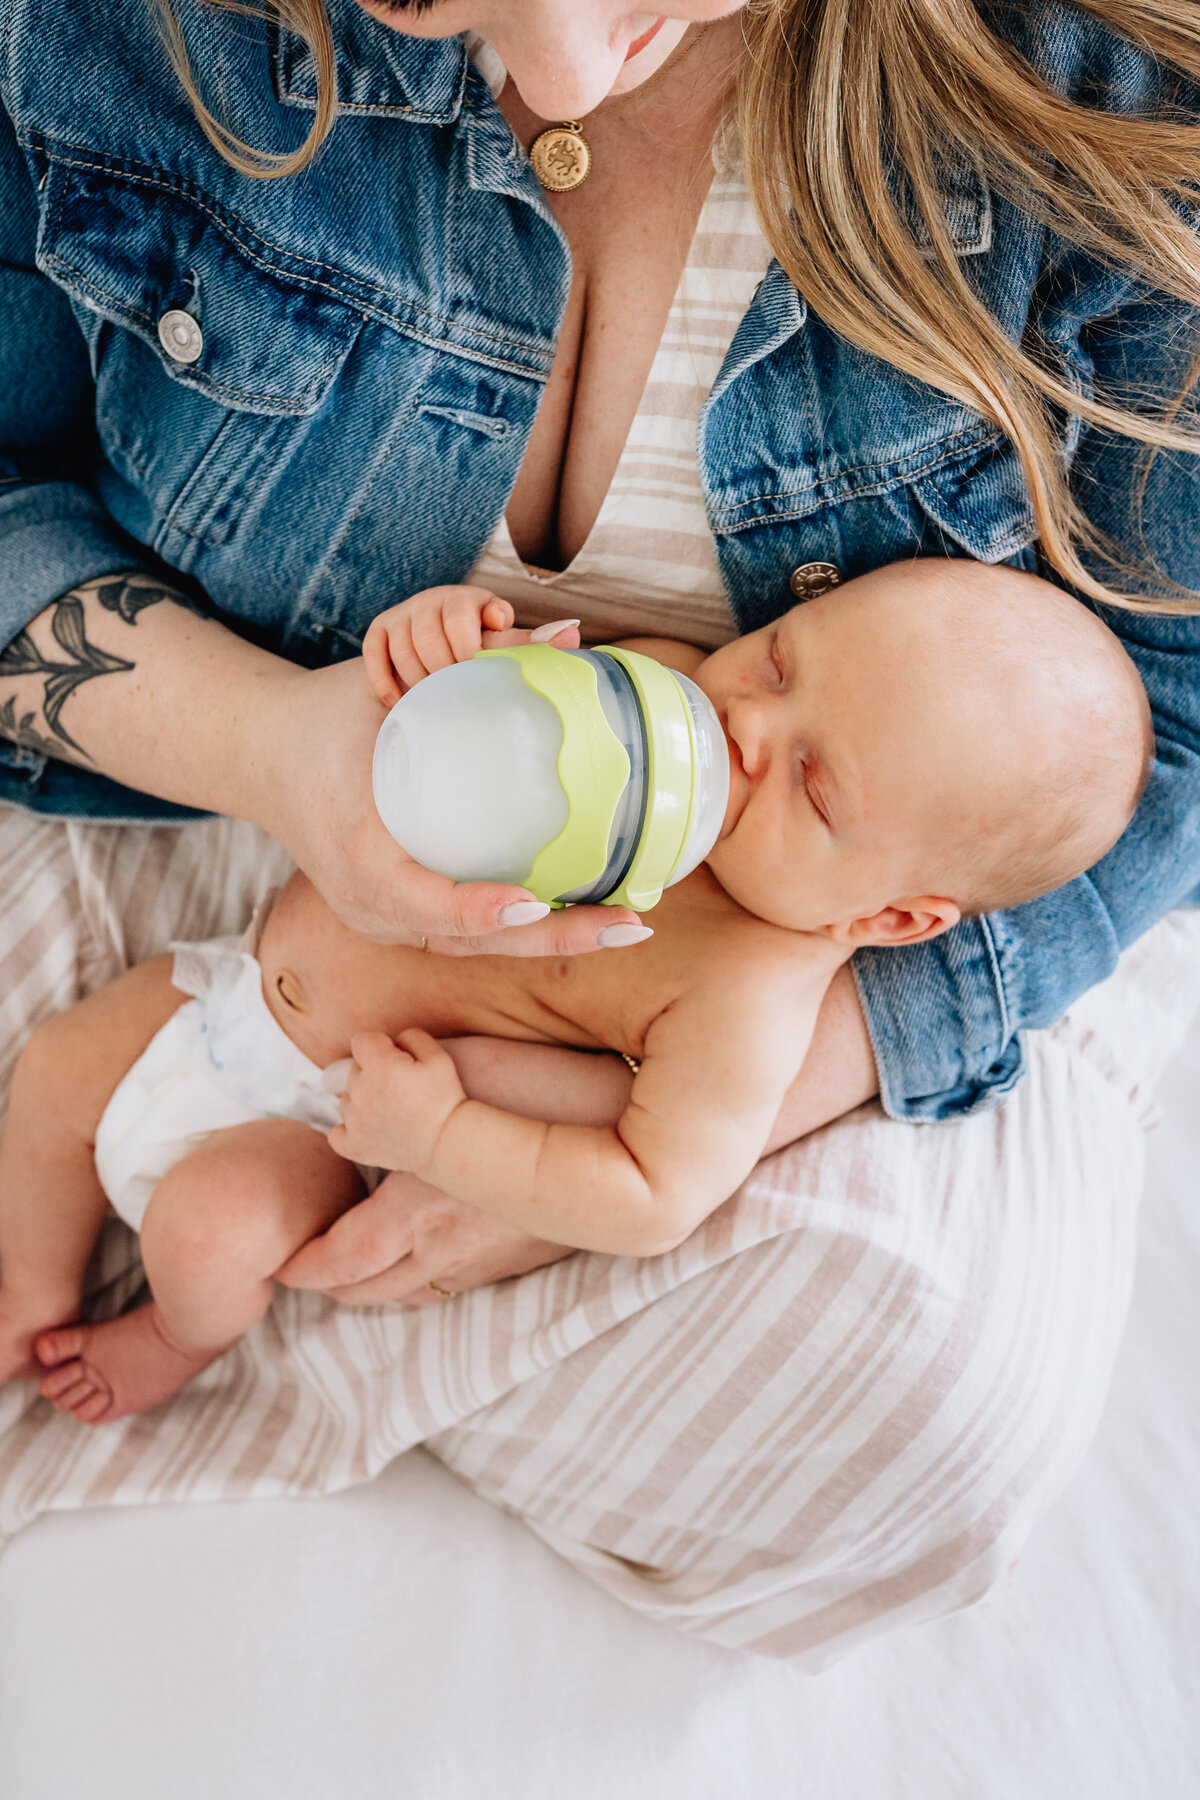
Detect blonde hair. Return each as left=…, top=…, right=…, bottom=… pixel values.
left=164, top=0, right=1200, bottom=612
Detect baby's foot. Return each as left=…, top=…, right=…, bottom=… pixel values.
left=35, top=1305, right=224, bottom=1424
left=0, top=1286, right=80, bottom=1384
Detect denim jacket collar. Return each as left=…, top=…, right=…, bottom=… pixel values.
left=273, top=0, right=468, bottom=123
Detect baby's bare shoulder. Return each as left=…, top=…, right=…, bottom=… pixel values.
left=672, top=912, right=831, bottom=1020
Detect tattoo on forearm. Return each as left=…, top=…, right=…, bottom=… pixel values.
left=0, top=695, right=75, bottom=761
left=0, top=572, right=198, bottom=765
left=0, top=604, right=133, bottom=758
left=92, top=572, right=203, bottom=626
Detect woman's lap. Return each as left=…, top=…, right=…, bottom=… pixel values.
left=1, top=807, right=1197, bottom=1666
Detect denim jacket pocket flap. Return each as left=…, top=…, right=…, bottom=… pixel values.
left=909, top=429, right=1037, bottom=561
left=36, top=154, right=363, bottom=417
left=892, top=145, right=993, bottom=258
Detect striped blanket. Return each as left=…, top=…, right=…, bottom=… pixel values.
left=1, top=802, right=1198, bottom=1665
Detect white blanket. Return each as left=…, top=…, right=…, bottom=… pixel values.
left=0, top=1011, right=1195, bottom=1797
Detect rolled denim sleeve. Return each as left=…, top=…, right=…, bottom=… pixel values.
left=0, top=95, right=150, bottom=654
left=855, top=283, right=1200, bottom=1121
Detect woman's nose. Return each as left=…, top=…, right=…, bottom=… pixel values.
left=489, top=2, right=630, bottom=119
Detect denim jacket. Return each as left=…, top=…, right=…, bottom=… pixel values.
left=2, top=0, right=1198, bottom=1120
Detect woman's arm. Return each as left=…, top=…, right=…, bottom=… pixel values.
left=0, top=116, right=641, bottom=954
left=0, top=572, right=644, bottom=955
left=852, top=282, right=1200, bottom=1122
left=764, top=962, right=878, bottom=1147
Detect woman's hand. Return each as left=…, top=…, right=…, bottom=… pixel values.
left=258, top=653, right=646, bottom=952
left=275, top=1170, right=572, bottom=1305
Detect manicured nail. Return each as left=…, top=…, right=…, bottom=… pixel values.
left=598, top=923, right=654, bottom=948
left=529, top=618, right=581, bottom=643
left=499, top=900, right=552, bottom=928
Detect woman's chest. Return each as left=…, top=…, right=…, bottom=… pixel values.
left=503, top=216, right=687, bottom=572
left=10, top=9, right=1050, bottom=652
left=495, top=59, right=736, bottom=574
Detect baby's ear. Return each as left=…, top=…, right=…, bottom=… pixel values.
left=827, top=898, right=961, bottom=949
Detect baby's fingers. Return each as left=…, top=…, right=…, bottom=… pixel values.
left=409, top=607, right=458, bottom=678
left=348, top=1030, right=410, bottom=1072
left=377, top=615, right=431, bottom=693
left=481, top=597, right=514, bottom=633
left=393, top=1027, right=446, bottom=1064
left=438, top=587, right=503, bottom=665
left=362, top=617, right=407, bottom=708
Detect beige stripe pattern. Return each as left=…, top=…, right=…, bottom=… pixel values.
left=1, top=804, right=1197, bottom=1664
left=465, top=158, right=769, bottom=649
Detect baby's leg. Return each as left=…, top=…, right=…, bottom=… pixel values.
left=37, top=1119, right=363, bottom=1423
left=0, top=956, right=184, bottom=1381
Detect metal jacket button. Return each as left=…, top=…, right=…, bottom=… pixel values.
left=157, top=310, right=204, bottom=365
left=789, top=561, right=843, bottom=600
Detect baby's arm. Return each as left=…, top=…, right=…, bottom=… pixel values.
left=330, top=965, right=821, bottom=1259
left=0, top=957, right=186, bottom=1378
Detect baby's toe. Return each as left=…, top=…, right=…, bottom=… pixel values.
left=49, top=1380, right=96, bottom=1415
left=35, top=1325, right=84, bottom=1368
left=71, top=1388, right=114, bottom=1425
left=38, top=1360, right=91, bottom=1404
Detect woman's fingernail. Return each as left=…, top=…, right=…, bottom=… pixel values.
left=598, top=923, right=654, bottom=948
left=499, top=900, right=552, bottom=928
left=529, top=618, right=581, bottom=643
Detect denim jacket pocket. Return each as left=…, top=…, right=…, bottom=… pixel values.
left=34, top=148, right=364, bottom=548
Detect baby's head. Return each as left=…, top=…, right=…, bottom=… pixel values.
left=696, top=558, right=1151, bottom=944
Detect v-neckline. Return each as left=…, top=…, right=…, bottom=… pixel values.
left=502, top=163, right=721, bottom=585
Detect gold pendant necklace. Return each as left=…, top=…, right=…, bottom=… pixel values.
left=527, top=22, right=714, bottom=197
left=529, top=121, right=591, bottom=194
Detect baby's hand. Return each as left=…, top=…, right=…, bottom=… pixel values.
left=363, top=585, right=581, bottom=709
left=328, top=1029, right=468, bottom=1177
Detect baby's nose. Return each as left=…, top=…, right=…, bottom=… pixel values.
left=730, top=699, right=771, bottom=779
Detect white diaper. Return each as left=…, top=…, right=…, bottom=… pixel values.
left=94, top=897, right=341, bottom=1232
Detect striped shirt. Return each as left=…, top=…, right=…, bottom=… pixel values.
left=466, top=144, right=770, bottom=651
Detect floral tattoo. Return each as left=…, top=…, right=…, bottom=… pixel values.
left=0, top=573, right=198, bottom=765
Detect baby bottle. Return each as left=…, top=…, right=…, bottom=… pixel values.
left=372, top=644, right=730, bottom=912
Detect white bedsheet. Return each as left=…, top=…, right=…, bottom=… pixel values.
left=0, top=1018, right=1196, bottom=1800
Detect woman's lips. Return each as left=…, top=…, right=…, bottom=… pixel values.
left=624, top=16, right=667, bottom=61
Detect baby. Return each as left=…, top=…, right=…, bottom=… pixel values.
left=0, top=558, right=1152, bottom=1424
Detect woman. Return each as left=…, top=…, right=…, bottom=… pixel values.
left=0, top=0, right=1197, bottom=1663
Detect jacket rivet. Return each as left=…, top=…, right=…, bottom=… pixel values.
left=788, top=561, right=843, bottom=601
left=157, top=310, right=204, bottom=366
